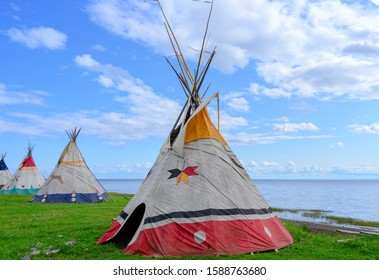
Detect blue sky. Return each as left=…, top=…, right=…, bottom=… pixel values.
left=1, top=0, right=379, bottom=179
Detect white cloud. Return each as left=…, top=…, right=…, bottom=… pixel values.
left=244, top=160, right=379, bottom=177
left=85, top=0, right=379, bottom=100
left=275, top=116, right=290, bottom=122
left=7, top=26, right=67, bottom=50
left=245, top=160, right=326, bottom=176
left=331, top=163, right=379, bottom=175
left=212, top=43, right=249, bottom=73
left=273, top=122, right=319, bottom=133
left=330, top=141, right=345, bottom=149
left=260, top=161, right=281, bottom=167
left=249, top=83, right=292, bottom=99
left=0, top=118, right=45, bottom=136
left=0, top=83, right=47, bottom=106
left=229, top=97, right=249, bottom=112
left=73, top=54, right=182, bottom=141
left=115, top=161, right=151, bottom=172
left=336, top=141, right=344, bottom=149
left=95, top=161, right=152, bottom=175
left=75, top=54, right=100, bottom=68
left=96, top=75, right=114, bottom=88
left=226, top=132, right=331, bottom=145
left=91, top=44, right=106, bottom=51
left=207, top=107, right=248, bottom=132
left=5, top=110, right=172, bottom=141
left=85, top=0, right=166, bottom=51
left=349, top=123, right=379, bottom=134
left=0, top=53, right=182, bottom=142
left=289, top=101, right=316, bottom=113
left=223, top=93, right=250, bottom=112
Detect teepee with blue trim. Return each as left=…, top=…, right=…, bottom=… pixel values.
left=0, top=153, right=12, bottom=190
left=31, top=128, right=108, bottom=203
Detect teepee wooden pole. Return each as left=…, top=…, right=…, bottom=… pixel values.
left=197, top=47, right=216, bottom=93
left=217, top=92, right=220, bottom=131
left=163, top=23, right=192, bottom=90
left=158, top=1, right=194, bottom=86
left=165, top=56, right=191, bottom=97
left=194, top=0, right=214, bottom=83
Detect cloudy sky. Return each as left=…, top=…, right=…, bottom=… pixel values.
left=1, top=0, right=379, bottom=179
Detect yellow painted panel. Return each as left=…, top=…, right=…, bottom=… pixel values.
left=184, top=107, right=227, bottom=146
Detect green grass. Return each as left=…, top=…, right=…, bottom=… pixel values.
left=0, top=194, right=378, bottom=260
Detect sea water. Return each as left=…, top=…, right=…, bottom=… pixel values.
left=99, top=179, right=379, bottom=223
left=256, top=179, right=379, bottom=223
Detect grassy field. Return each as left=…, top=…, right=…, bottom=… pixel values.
left=0, top=193, right=378, bottom=260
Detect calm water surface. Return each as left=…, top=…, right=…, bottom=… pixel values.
left=99, top=179, right=379, bottom=223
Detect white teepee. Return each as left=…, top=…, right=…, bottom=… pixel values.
left=0, top=153, right=12, bottom=190
left=98, top=1, right=293, bottom=256
left=0, top=145, right=44, bottom=194
left=31, top=128, right=108, bottom=203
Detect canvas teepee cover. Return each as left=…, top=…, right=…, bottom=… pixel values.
left=31, top=128, right=108, bottom=203
left=0, top=145, right=44, bottom=194
left=0, top=153, right=12, bottom=189
left=97, top=1, right=293, bottom=256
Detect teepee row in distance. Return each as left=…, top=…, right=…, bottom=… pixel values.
left=1, top=128, right=109, bottom=203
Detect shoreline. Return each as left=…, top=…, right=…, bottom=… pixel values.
left=282, top=218, right=379, bottom=236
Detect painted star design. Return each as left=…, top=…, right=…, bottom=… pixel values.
left=168, top=166, right=199, bottom=185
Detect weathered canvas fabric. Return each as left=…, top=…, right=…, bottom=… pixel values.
left=0, top=149, right=44, bottom=194
left=31, top=129, right=108, bottom=203
left=98, top=100, right=293, bottom=256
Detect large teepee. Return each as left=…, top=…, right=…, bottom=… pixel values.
left=0, top=145, right=44, bottom=194
left=98, top=1, right=293, bottom=257
left=31, top=128, right=108, bottom=203
left=0, top=153, right=12, bottom=190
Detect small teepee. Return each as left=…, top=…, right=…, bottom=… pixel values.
left=0, top=145, right=44, bottom=194
left=0, top=153, right=12, bottom=190
left=97, top=1, right=293, bottom=257
left=31, top=128, right=108, bottom=203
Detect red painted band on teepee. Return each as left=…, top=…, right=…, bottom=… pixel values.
left=22, top=157, right=36, bottom=167
left=97, top=220, right=122, bottom=245
left=122, top=216, right=293, bottom=257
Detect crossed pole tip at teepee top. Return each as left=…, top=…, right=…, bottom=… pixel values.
left=66, top=127, right=82, bottom=142
left=156, top=0, right=216, bottom=108
left=25, top=141, right=35, bottom=158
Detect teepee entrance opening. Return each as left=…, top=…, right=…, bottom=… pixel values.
left=114, top=203, right=146, bottom=247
